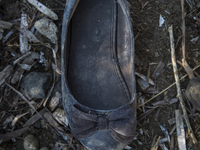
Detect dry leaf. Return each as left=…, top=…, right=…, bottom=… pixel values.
left=27, top=0, right=58, bottom=20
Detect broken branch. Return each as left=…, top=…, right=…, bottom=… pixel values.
left=168, top=25, right=197, bottom=144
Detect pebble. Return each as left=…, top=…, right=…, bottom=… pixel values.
left=21, top=72, right=52, bottom=99
left=34, top=17, right=58, bottom=44
left=186, top=76, right=200, bottom=111
left=24, top=134, right=39, bottom=150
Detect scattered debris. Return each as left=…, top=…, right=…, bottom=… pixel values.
left=23, top=109, right=46, bottom=128
left=19, top=27, right=40, bottom=43
left=159, top=143, right=169, bottom=150
left=2, top=29, right=14, bottom=43
left=124, top=145, right=132, bottom=150
left=21, top=72, right=52, bottom=99
left=20, top=13, right=29, bottom=54
left=169, top=24, right=197, bottom=143
left=159, top=14, right=165, bottom=27
left=52, top=62, right=61, bottom=75
left=53, top=108, right=68, bottom=126
left=158, top=123, right=170, bottom=145
left=3, top=116, right=13, bottom=129
left=52, top=142, right=68, bottom=150
left=11, top=112, right=29, bottom=127
left=137, top=78, right=150, bottom=91
left=175, top=110, right=186, bottom=150
left=191, top=36, right=199, bottom=44
left=152, top=61, right=165, bottom=79
left=49, top=92, right=62, bottom=111
left=0, top=127, right=30, bottom=142
left=0, top=20, right=13, bottom=29
left=150, top=136, right=161, bottom=150
left=11, top=53, right=40, bottom=84
left=27, top=0, right=58, bottom=20
left=135, top=72, right=155, bottom=85
left=0, top=65, right=13, bottom=86
left=34, top=17, right=58, bottom=44
left=24, top=134, right=39, bottom=150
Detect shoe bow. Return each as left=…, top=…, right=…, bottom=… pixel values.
left=70, top=104, right=136, bottom=144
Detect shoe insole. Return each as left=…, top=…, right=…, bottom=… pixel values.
left=66, top=0, right=134, bottom=110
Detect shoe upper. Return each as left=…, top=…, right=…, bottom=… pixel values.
left=61, top=0, right=136, bottom=149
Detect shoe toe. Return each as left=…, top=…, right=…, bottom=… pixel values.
left=80, top=130, right=126, bottom=150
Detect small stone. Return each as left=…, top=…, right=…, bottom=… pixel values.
left=186, top=76, right=200, bottom=111
left=21, top=72, right=52, bottom=99
left=34, top=17, right=58, bottom=44
left=39, top=147, right=49, bottom=150
left=24, top=134, right=39, bottom=150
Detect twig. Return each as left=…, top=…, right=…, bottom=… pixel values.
left=168, top=25, right=197, bottom=144
left=13, top=51, right=32, bottom=65
left=4, top=83, right=70, bottom=142
left=181, top=0, right=186, bottom=60
left=137, top=63, right=200, bottom=107
left=175, top=110, right=186, bottom=150
left=20, top=13, right=29, bottom=54
left=179, top=0, right=194, bottom=79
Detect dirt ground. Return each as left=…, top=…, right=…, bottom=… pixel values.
left=0, top=0, right=200, bottom=150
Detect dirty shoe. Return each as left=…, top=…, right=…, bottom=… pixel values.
left=61, top=0, right=137, bottom=149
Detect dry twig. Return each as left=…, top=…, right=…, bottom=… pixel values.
left=175, top=110, right=186, bottom=150
left=168, top=25, right=197, bottom=144
left=137, top=63, right=200, bottom=108
left=179, top=0, right=195, bottom=79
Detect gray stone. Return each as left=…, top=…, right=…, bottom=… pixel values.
left=34, top=17, right=58, bottom=44
left=24, top=134, right=39, bottom=150
left=21, top=72, right=52, bottom=99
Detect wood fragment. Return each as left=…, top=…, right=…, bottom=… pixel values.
left=175, top=110, right=186, bottom=150
left=19, top=27, right=40, bottom=43
left=0, top=127, right=30, bottom=142
left=179, top=0, right=195, bottom=79
left=135, top=72, right=155, bottom=85
left=152, top=61, right=165, bottom=79
left=23, top=109, right=46, bottom=127
left=0, top=20, right=13, bottom=29
left=2, top=29, right=14, bottom=43
left=169, top=125, right=176, bottom=136
left=151, top=135, right=161, bottom=150
left=168, top=25, right=197, bottom=144
left=11, top=52, right=40, bottom=84
left=159, top=143, right=169, bottom=150
left=0, top=65, right=13, bottom=86
left=27, top=0, right=58, bottom=20
left=158, top=123, right=170, bottom=145
left=4, top=83, right=69, bottom=142
left=138, top=107, right=156, bottom=122
left=11, top=112, right=29, bottom=127
left=13, top=51, right=32, bottom=65
left=52, top=62, right=61, bottom=75
left=138, top=63, right=200, bottom=108
left=20, top=13, right=29, bottom=54
left=170, top=136, right=174, bottom=150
